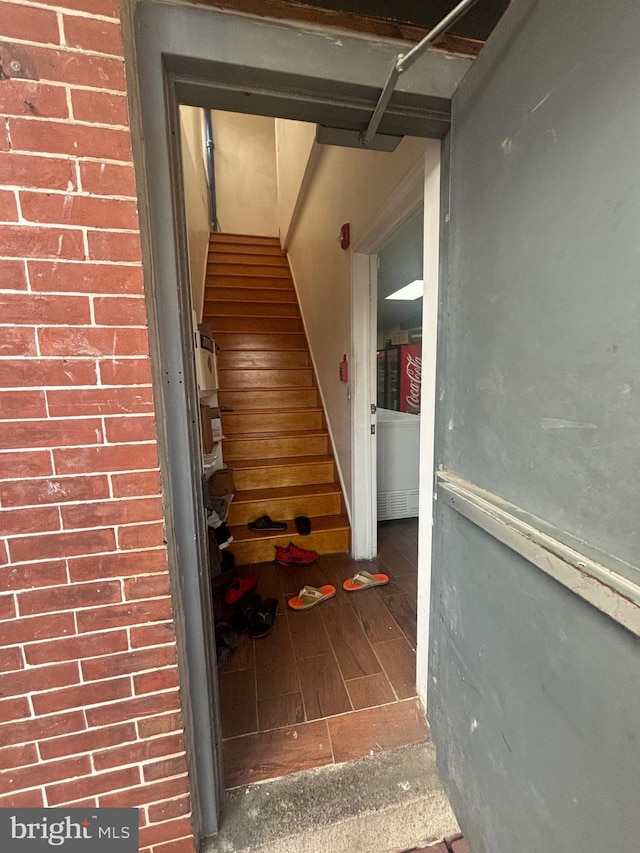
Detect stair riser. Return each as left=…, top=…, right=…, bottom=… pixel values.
left=207, top=287, right=297, bottom=304
left=208, top=252, right=288, bottom=267
left=210, top=244, right=284, bottom=256
left=223, top=410, right=323, bottom=434
left=229, top=529, right=350, bottom=566
left=210, top=317, right=304, bottom=334
left=218, top=368, right=314, bottom=390
left=233, top=462, right=336, bottom=491
left=214, top=333, right=307, bottom=351
left=227, top=493, right=342, bottom=526
left=206, top=275, right=293, bottom=289
left=218, top=389, right=319, bottom=410
left=206, top=301, right=300, bottom=318
left=224, top=435, right=328, bottom=461
left=211, top=234, right=280, bottom=247
left=218, top=350, right=309, bottom=370
left=208, top=264, right=292, bottom=278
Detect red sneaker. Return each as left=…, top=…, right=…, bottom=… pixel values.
left=224, top=572, right=258, bottom=605
left=274, top=542, right=318, bottom=566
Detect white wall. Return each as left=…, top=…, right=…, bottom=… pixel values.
left=274, top=119, right=316, bottom=245
left=179, top=105, right=210, bottom=319
left=285, top=136, right=428, bottom=509
left=212, top=111, right=278, bottom=237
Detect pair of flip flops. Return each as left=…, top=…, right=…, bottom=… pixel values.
left=286, top=570, right=390, bottom=611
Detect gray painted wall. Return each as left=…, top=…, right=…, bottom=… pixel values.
left=432, top=0, right=640, bottom=849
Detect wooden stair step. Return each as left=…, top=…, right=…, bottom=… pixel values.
left=205, top=286, right=297, bottom=304
left=218, top=388, right=319, bottom=410
left=230, top=455, right=336, bottom=490
left=223, top=431, right=329, bottom=461
left=218, top=368, right=315, bottom=390
left=209, top=243, right=285, bottom=257
left=209, top=316, right=303, bottom=334
left=217, top=350, right=309, bottom=370
left=227, top=483, right=343, bottom=525
left=222, top=407, right=323, bottom=434
left=205, top=275, right=294, bottom=289
left=214, top=333, right=307, bottom=352
left=210, top=234, right=280, bottom=246
left=227, top=515, right=350, bottom=566
left=207, top=263, right=293, bottom=278
left=207, top=252, right=289, bottom=267
left=205, top=300, right=300, bottom=318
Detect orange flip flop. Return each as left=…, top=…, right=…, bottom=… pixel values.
left=287, top=584, right=336, bottom=611
left=342, top=570, right=389, bottom=592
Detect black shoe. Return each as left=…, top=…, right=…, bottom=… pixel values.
left=248, top=515, right=287, bottom=531
left=294, top=515, right=311, bottom=536
left=215, top=523, right=234, bottom=550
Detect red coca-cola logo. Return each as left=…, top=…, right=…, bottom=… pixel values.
left=405, top=353, right=422, bottom=409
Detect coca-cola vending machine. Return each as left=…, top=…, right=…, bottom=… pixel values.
left=377, top=344, right=422, bottom=413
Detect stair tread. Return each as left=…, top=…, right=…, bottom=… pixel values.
left=223, top=407, right=322, bottom=415
left=229, top=514, right=349, bottom=542
left=218, top=386, right=319, bottom=395
left=232, top=483, right=342, bottom=503
left=225, top=429, right=327, bottom=442
left=229, top=455, right=335, bottom=470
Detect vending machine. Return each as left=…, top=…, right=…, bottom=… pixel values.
left=376, top=344, right=422, bottom=413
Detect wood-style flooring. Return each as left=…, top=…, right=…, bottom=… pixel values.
left=216, top=518, right=426, bottom=788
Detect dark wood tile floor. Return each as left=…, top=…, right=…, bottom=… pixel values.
left=215, top=518, right=428, bottom=788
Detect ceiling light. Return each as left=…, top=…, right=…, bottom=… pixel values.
left=385, top=279, right=424, bottom=301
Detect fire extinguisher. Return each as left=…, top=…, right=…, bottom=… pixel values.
left=339, top=354, right=349, bottom=382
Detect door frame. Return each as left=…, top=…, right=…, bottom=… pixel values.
left=122, top=0, right=462, bottom=842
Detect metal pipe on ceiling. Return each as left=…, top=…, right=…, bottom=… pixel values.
left=360, top=0, right=482, bottom=146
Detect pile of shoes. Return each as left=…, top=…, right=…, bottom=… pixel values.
left=222, top=572, right=278, bottom=641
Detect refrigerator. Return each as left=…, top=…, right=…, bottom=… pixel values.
left=376, top=344, right=422, bottom=413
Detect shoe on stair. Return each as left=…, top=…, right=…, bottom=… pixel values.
left=274, top=542, right=318, bottom=566
left=248, top=515, right=287, bottom=531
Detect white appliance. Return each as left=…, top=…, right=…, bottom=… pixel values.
left=194, top=336, right=218, bottom=392
left=376, top=408, right=420, bottom=520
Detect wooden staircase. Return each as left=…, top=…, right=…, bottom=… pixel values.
left=205, top=233, right=351, bottom=565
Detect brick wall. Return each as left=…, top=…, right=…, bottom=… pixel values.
left=0, top=1, right=195, bottom=850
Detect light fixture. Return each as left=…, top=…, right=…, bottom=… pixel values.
left=385, top=279, right=424, bottom=301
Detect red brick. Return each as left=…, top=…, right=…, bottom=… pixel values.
left=39, top=721, right=136, bottom=760
left=0, top=389, right=47, bottom=419
left=80, top=161, right=136, bottom=197
left=63, top=15, right=123, bottom=56
left=0, top=538, right=6, bottom=566
left=0, top=327, right=37, bottom=357
left=0, top=358, right=96, bottom=388
left=3, top=560, right=67, bottom=591
left=54, top=443, right=158, bottom=475
left=0, top=754, right=91, bottom=796
left=129, top=622, right=175, bottom=650
left=62, top=497, right=163, bottom=530
left=0, top=152, right=75, bottom=190
left=0, top=450, right=52, bottom=479
left=86, top=691, right=180, bottom=728
left=39, top=0, right=119, bottom=16
left=143, top=755, right=187, bottom=783
left=105, top=415, right=158, bottom=444
left=46, top=766, right=140, bottom=806
left=0, top=709, right=85, bottom=747
left=0, top=662, right=79, bottom=698
left=32, top=675, right=131, bottom=715
left=0, top=789, right=45, bottom=808
left=111, top=470, right=162, bottom=499
left=0, top=225, right=84, bottom=260
left=139, top=818, right=193, bottom=850
left=68, top=548, right=167, bottom=582
left=0, top=742, right=38, bottom=770
left=0, top=611, right=74, bottom=647
left=134, top=668, right=179, bottom=696
left=24, top=628, right=128, bottom=666
left=81, top=646, right=176, bottom=682
left=19, top=580, right=121, bottom=616
left=118, top=522, right=166, bottom=550
left=0, top=122, right=8, bottom=152
left=73, top=89, right=130, bottom=129
left=0, top=260, right=28, bottom=290
left=0, top=594, right=16, bottom=619
left=0, top=418, right=103, bottom=450
left=10, top=118, right=131, bottom=161
left=0, top=3, right=60, bottom=44
left=94, top=296, right=148, bottom=326
left=0, top=189, right=18, bottom=221
left=0, top=293, right=90, bottom=324
left=0, top=695, right=31, bottom=721
left=21, top=192, right=138, bottom=230
left=0, top=80, right=69, bottom=119
left=147, top=795, right=190, bottom=824
left=0, top=647, right=24, bottom=671
left=100, top=358, right=152, bottom=386
left=97, top=774, right=187, bottom=808
left=94, top=732, right=185, bottom=772
left=0, top=505, right=59, bottom=537
left=88, top=230, right=142, bottom=263
left=151, top=834, right=195, bottom=853
left=39, top=326, right=149, bottom=357
left=77, top=598, right=172, bottom=634
left=15, top=46, right=126, bottom=91
left=8, top=527, right=116, bottom=563
left=124, top=574, right=170, bottom=602
left=1, top=475, right=110, bottom=508
left=29, top=261, right=143, bottom=295
left=48, top=387, right=154, bottom=418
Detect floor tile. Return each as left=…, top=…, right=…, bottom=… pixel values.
left=321, top=603, right=382, bottom=681
left=257, top=692, right=305, bottom=731
left=297, top=652, right=352, bottom=720
left=287, top=606, right=333, bottom=660
left=223, top=719, right=332, bottom=788
left=218, top=668, right=257, bottom=738
left=345, top=673, right=395, bottom=710
left=382, top=593, right=418, bottom=648
left=254, top=615, right=299, bottom=700
left=347, top=587, right=404, bottom=644
left=253, top=562, right=285, bottom=611
left=327, top=698, right=428, bottom=764
left=218, top=632, right=254, bottom=674
left=373, top=636, right=417, bottom=700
